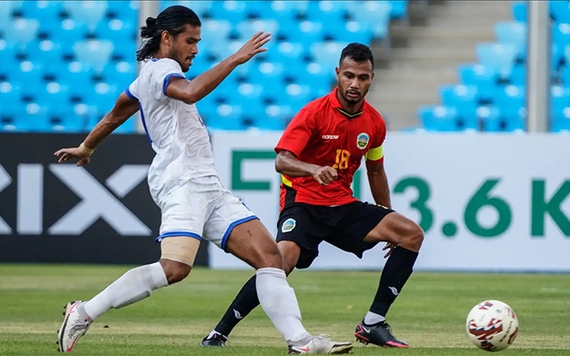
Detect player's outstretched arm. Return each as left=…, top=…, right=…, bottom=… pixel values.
left=275, top=150, right=337, bottom=186
left=53, top=92, right=139, bottom=166
left=166, top=32, right=271, bottom=104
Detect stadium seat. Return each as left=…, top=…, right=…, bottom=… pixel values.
left=237, top=19, right=280, bottom=40
left=208, top=1, right=248, bottom=22
left=346, top=1, right=392, bottom=39
left=494, top=85, right=525, bottom=119
left=439, top=85, right=479, bottom=123
left=2, top=18, right=40, bottom=48
left=310, top=41, right=350, bottom=70
left=552, top=108, right=570, bottom=132
left=553, top=23, right=570, bottom=48
left=510, top=63, right=526, bottom=86
left=107, top=1, right=139, bottom=20
left=418, top=106, right=460, bottom=131
left=269, top=1, right=309, bottom=18
left=494, top=22, right=527, bottom=60
left=21, top=1, right=63, bottom=21
left=44, top=19, right=88, bottom=44
left=390, top=0, right=408, bottom=19
left=512, top=2, right=527, bottom=22
left=63, top=1, right=109, bottom=32
left=73, top=40, right=114, bottom=73
left=204, top=104, right=247, bottom=130
left=551, top=1, right=570, bottom=24
left=0, top=1, right=23, bottom=32
left=476, top=43, right=518, bottom=79
left=247, top=61, right=286, bottom=85
left=477, top=106, right=500, bottom=132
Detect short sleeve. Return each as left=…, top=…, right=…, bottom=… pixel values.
left=125, top=77, right=139, bottom=101
left=275, top=108, right=316, bottom=157
left=151, top=58, right=186, bottom=98
left=365, top=119, right=387, bottom=164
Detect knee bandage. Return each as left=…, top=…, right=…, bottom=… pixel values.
left=160, top=236, right=200, bottom=266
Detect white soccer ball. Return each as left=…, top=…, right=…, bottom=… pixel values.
left=465, top=300, right=519, bottom=352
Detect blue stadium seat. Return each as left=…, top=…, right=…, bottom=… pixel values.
left=418, top=106, right=460, bottom=132
left=43, top=19, right=88, bottom=44
left=306, top=1, right=347, bottom=23
left=477, top=106, right=500, bottom=132
left=58, top=62, right=93, bottom=88
left=310, top=41, right=350, bottom=70
left=288, top=62, right=334, bottom=89
left=289, top=20, right=325, bottom=44
left=21, top=1, right=63, bottom=20
left=209, top=1, right=248, bottom=22
left=2, top=18, right=40, bottom=48
left=204, top=104, right=247, bottom=130
left=23, top=40, right=64, bottom=66
left=323, top=20, right=374, bottom=44
left=102, top=61, right=136, bottom=89
left=107, top=0, right=139, bottom=20
left=269, top=1, right=309, bottom=18
left=512, top=2, right=527, bottom=22
left=439, top=84, right=479, bottom=122
left=63, top=1, right=109, bottom=32
left=0, top=1, right=23, bottom=32
left=552, top=108, right=570, bottom=132
left=346, top=1, right=392, bottom=39
left=9, top=60, right=44, bottom=90
left=73, top=40, right=114, bottom=73
left=83, top=83, right=120, bottom=115
left=0, top=41, right=18, bottom=71
left=96, top=19, right=136, bottom=43
left=390, top=0, right=408, bottom=19
left=553, top=23, right=570, bottom=48
left=494, top=22, right=527, bottom=60
left=551, top=85, right=570, bottom=118
left=237, top=19, right=280, bottom=40
left=495, top=85, right=525, bottom=119
left=34, top=82, right=71, bottom=108
left=247, top=61, right=286, bottom=85
left=510, top=63, right=526, bottom=86
left=551, top=1, right=570, bottom=24
left=476, top=43, right=518, bottom=79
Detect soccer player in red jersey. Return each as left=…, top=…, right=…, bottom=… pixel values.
left=202, top=43, right=423, bottom=349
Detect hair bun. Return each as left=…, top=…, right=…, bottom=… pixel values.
left=145, top=17, right=157, bottom=28
left=140, top=17, right=157, bottom=37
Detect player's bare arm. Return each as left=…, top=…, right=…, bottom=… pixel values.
left=365, top=159, right=391, bottom=208
left=275, top=150, right=338, bottom=186
left=167, top=32, right=271, bottom=104
left=53, top=93, right=140, bottom=166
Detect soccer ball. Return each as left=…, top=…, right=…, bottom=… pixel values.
left=465, top=300, right=519, bottom=352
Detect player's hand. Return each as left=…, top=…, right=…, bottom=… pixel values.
left=54, top=147, right=91, bottom=167
left=311, top=166, right=338, bottom=186
left=382, top=242, right=396, bottom=258
left=231, top=31, right=271, bottom=65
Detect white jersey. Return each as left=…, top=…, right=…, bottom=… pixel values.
left=126, top=58, right=217, bottom=203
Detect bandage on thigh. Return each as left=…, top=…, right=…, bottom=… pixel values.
left=160, top=236, right=200, bottom=266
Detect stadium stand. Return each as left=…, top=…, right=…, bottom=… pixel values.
left=418, top=1, right=570, bottom=132
left=0, top=0, right=407, bottom=132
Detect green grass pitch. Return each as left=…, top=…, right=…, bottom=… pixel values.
left=0, top=264, right=569, bottom=355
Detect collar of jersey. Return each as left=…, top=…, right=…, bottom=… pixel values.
left=328, top=87, right=365, bottom=118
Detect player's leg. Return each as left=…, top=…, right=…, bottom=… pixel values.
left=204, top=197, right=352, bottom=354
left=58, top=186, right=206, bottom=353
left=202, top=240, right=302, bottom=346
left=333, top=203, right=422, bottom=348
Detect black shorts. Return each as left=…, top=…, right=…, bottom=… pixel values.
left=276, top=201, right=394, bottom=269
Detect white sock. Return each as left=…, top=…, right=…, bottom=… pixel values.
left=83, top=262, right=168, bottom=321
left=256, top=267, right=311, bottom=345
left=364, top=311, right=385, bottom=325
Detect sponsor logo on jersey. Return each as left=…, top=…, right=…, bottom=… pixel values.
left=322, top=135, right=339, bottom=140
left=357, top=132, right=370, bottom=149
left=281, top=218, right=296, bottom=233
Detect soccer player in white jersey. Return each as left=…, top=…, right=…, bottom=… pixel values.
left=53, top=5, right=352, bottom=354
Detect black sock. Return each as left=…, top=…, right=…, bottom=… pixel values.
left=213, top=275, right=260, bottom=337
left=369, top=247, right=418, bottom=319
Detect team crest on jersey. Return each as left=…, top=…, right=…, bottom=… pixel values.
left=281, top=218, right=296, bottom=233
left=356, top=132, right=370, bottom=150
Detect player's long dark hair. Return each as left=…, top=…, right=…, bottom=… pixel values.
left=340, top=43, right=374, bottom=68
left=136, top=5, right=201, bottom=62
